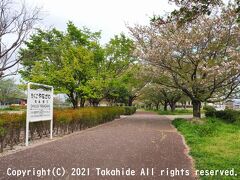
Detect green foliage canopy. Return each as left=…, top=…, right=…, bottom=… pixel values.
left=20, top=22, right=103, bottom=108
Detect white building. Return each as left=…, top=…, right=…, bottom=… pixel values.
left=225, top=99, right=240, bottom=110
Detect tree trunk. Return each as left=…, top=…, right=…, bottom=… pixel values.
left=128, top=97, right=134, bottom=106
left=93, top=100, right=100, bottom=107
left=68, top=92, right=78, bottom=109
left=183, top=103, right=186, bottom=109
left=192, top=100, right=201, bottom=118
left=181, top=102, right=186, bottom=109
left=0, top=137, right=4, bottom=153
left=164, top=101, right=168, bottom=111
left=156, top=102, right=160, bottom=110
left=71, top=99, right=78, bottom=109
left=80, top=98, right=85, bottom=107
left=170, top=102, right=176, bottom=112
left=128, top=100, right=132, bottom=106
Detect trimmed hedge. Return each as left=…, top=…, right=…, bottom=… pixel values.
left=123, top=106, right=137, bottom=115
left=0, top=113, right=25, bottom=152
left=205, top=106, right=240, bottom=123
left=0, top=106, right=135, bottom=153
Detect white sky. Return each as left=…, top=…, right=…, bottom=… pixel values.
left=26, top=0, right=176, bottom=44
left=9, top=0, right=175, bottom=83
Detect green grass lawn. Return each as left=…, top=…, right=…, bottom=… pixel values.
left=172, top=118, right=240, bottom=180
left=157, top=108, right=193, bottom=115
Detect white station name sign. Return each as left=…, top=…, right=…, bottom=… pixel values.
left=27, top=87, right=53, bottom=122
left=26, top=82, right=54, bottom=146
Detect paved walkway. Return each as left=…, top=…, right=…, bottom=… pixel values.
left=0, top=112, right=196, bottom=180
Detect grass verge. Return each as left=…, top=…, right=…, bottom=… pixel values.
left=157, top=108, right=193, bottom=115
left=172, top=117, right=240, bottom=180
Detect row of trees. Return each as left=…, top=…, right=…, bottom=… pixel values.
left=0, top=0, right=149, bottom=109
left=19, top=22, right=149, bottom=108
left=1, top=0, right=240, bottom=119
left=140, top=83, right=187, bottom=111
left=129, top=2, right=240, bottom=118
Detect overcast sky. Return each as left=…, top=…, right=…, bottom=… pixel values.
left=26, top=0, right=176, bottom=44
left=10, top=0, right=174, bottom=96
left=8, top=0, right=175, bottom=83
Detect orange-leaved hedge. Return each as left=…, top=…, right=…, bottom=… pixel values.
left=0, top=106, right=135, bottom=152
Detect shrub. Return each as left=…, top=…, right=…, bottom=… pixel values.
left=0, top=113, right=25, bottom=152
left=0, top=118, right=7, bottom=152
left=0, top=106, right=133, bottom=153
left=215, top=109, right=240, bottom=123
left=204, top=105, right=240, bottom=123
left=204, top=106, right=216, bottom=117
left=124, top=106, right=137, bottom=115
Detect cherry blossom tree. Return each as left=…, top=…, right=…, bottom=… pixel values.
left=129, top=7, right=240, bottom=118
left=140, top=83, right=183, bottom=111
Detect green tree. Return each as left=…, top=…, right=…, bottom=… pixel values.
left=140, top=84, right=164, bottom=110
left=164, top=0, right=240, bottom=25
left=101, top=34, right=138, bottom=106
left=140, top=83, right=182, bottom=111
left=120, top=65, right=152, bottom=106
left=19, top=22, right=103, bottom=108
left=168, top=0, right=223, bottom=25
left=130, top=7, right=240, bottom=118
left=0, top=78, right=25, bottom=104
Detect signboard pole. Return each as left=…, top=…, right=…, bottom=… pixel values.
left=50, top=87, right=54, bottom=139
left=25, top=121, right=29, bottom=146
left=50, top=119, right=53, bottom=139
left=26, top=83, right=30, bottom=146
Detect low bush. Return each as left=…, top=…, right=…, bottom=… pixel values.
left=203, top=106, right=216, bottom=117
left=0, top=113, right=25, bottom=152
left=205, top=107, right=240, bottom=123
left=216, top=109, right=240, bottom=123
left=123, top=106, right=137, bottom=115
left=0, top=106, right=135, bottom=153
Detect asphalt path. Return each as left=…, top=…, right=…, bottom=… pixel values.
left=0, top=111, right=196, bottom=180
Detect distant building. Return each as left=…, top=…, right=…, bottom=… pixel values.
left=0, top=98, right=27, bottom=106
left=225, top=99, right=240, bottom=110
left=207, top=99, right=240, bottom=110
left=176, top=101, right=192, bottom=108
left=213, top=103, right=226, bottom=111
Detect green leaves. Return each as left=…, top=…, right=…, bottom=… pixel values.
left=19, top=20, right=145, bottom=107
left=105, top=33, right=136, bottom=76
left=0, top=78, right=25, bottom=102
left=19, top=21, right=142, bottom=107
left=168, top=0, right=223, bottom=26
left=19, top=22, right=103, bottom=107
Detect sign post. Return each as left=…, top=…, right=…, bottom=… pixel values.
left=26, top=82, right=54, bottom=146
